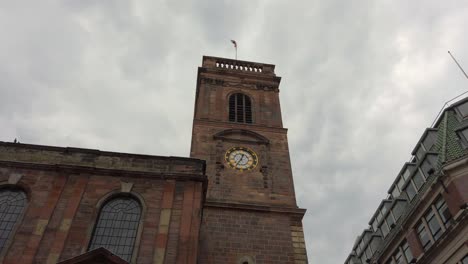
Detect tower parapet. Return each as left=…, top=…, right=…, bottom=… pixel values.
left=202, top=56, right=276, bottom=75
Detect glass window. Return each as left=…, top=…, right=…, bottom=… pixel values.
left=366, top=245, right=372, bottom=260
left=427, top=154, right=438, bottom=166
left=416, top=145, right=425, bottom=160
left=402, top=241, right=413, bottom=262
left=361, top=254, right=367, bottom=264
left=462, top=129, right=468, bottom=143
left=0, top=189, right=27, bottom=252
left=386, top=214, right=395, bottom=229
left=391, top=187, right=400, bottom=199
left=461, top=254, right=468, bottom=264
left=397, top=177, right=405, bottom=193
left=356, top=243, right=362, bottom=255
left=425, top=209, right=442, bottom=240
left=421, top=159, right=433, bottom=177
left=359, top=240, right=365, bottom=253
left=376, top=210, right=383, bottom=223
left=402, top=167, right=412, bottom=181
left=381, top=205, right=388, bottom=216
left=457, top=101, right=468, bottom=117
left=381, top=222, right=389, bottom=237
left=412, top=171, right=425, bottom=190
left=394, top=249, right=404, bottom=264
left=417, top=222, right=432, bottom=250
left=435, top=197, right=452, bottom=227
left=229, top=93, right=253, bottom=123
left=393, top=201, right=406, bottom=220
left=88, top=196, right=142, bottom=262
left=405, top=183, right=416, bottom=201
left=372, top=219, right=378, bottom=232
left=422, top=132, right=437, bottom=151
left=363, top=233, right=371, bottom=244
left=390, top=211, right=400, bottom=223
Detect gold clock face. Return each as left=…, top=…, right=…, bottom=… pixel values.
left=225, top=147, right=258, bottom=171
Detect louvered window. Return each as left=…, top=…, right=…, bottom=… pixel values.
left=229, top=93, right=253, bottom=123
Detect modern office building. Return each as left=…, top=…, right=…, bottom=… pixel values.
left=344, top=98, right=468, bottom=264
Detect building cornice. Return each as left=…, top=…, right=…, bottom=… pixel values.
left=0, top=160, right=208, bottom=183
left=193, top=119, right=288, bottom=134
left=0, top=142, right=206, bottom=180
left=204, top=200, right=306, bottom=217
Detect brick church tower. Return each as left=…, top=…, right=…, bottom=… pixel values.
left=191, top=56, right=308, bottom=264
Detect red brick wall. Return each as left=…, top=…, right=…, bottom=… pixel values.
left=194, top=79, right=283, bottom=128
left=198, top=207, right=297, bottom=264
left=191, top=123, right=297, bottom=206
left=406, top=228, right=424, bottom=259
left=0, top=155, right=205, bottom=264
left=191, top=57, right=308, bottom=263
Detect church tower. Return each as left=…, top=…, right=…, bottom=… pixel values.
left=190, top=56, right=308, bottom=264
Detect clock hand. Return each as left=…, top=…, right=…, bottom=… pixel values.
left=236, top=154, right=245, bottom=166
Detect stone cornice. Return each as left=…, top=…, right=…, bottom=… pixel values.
left=0, top=160, right=208, bottom=183
left=0, top=142, right=202, bottom=163
left=213, top=129, right=270, bottom=145
left=193, top=119, right=288, bottom=134
left=0, top=142, right=206, bottom=177
left=204, top=200, right=306, bottom=217
left=199, top=75, right=280, bottom=92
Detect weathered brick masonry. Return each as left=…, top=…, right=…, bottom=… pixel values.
left=191, top=56, right=308, bottom=264
left=0, top=143, right=206, bottom=264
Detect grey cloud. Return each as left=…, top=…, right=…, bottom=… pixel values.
left=1, top=1, right=468, bottom=263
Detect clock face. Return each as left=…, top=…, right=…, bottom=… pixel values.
left=225, top=147, right=258, bottom=171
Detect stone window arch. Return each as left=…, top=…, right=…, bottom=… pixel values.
left=229, top=93, right=253, bottom=123
left=0, top=187, right=27, bottom=253
left=88, top=195, right=142, bottom=262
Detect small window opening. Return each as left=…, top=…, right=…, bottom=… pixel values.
left=229, top=93, right=252, bottom=123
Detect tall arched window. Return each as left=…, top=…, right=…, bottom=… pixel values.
left=0, top=188, right=27, bottom=252
left=88, top=196, right=142, bottom=262
left=229, top=93, right=253, bottom=123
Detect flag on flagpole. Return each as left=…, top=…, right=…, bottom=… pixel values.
left=231, top=40, right=238, bottom=60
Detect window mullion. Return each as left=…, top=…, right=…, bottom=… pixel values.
left=242, top=95, right=246, bottom=123
left=422, top=218, right=435, bottom=243
left=235, top=95, right=238, bottom=122
left=417, top=167, right=427, bottom=181
left=432, top=204, right=447, bottom=232
left=400, top=246, right=409, bottom=264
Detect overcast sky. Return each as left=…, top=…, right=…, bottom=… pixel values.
left=1, top=1, right=468, bottom=263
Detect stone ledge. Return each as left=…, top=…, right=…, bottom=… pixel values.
left=0, top=160, right=208, bottom=183
left=0, top=142, right=206, bottom=177
left=204, top=200, right=306, bottom=216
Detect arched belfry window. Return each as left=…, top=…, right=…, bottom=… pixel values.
left=0, top=188, right=27, bottom=252
left=229, top=93, right=253, bottom=123
left=88, top=196, right=142, bottom=262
